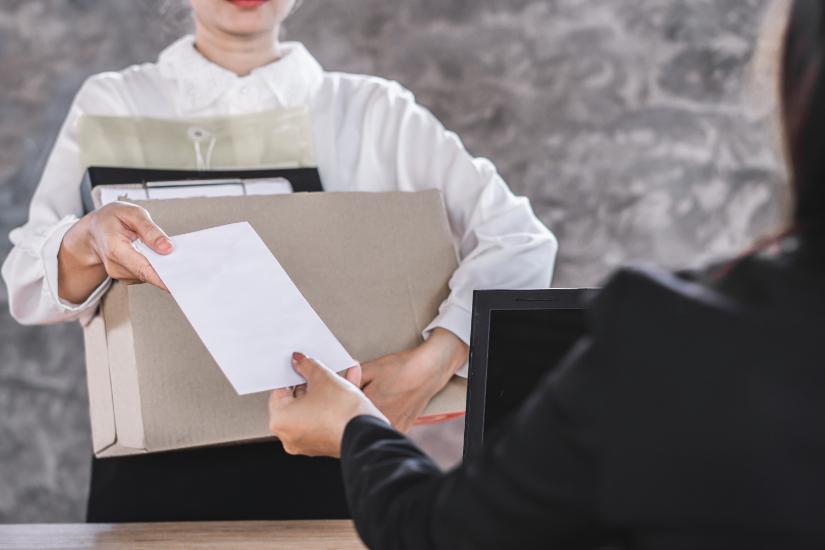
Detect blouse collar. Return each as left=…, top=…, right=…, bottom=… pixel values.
left=157, top=35, right=324, bottom=112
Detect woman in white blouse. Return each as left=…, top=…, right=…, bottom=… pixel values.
left=2, top=0, right=556, bottom=522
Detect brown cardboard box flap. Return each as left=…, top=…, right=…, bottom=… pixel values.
left=83, top=315, right=118, bottom=453
left=85, top=190, right=465, bottom=456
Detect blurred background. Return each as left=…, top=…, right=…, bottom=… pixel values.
left=1, top=0, right=783, bottom=522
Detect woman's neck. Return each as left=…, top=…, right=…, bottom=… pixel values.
left=193, top=23, right=281, bottom=77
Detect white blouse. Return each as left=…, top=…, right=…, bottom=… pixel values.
left=2, top=35, right=557, bottom=350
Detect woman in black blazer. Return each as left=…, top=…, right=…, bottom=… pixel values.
left=268, top=0, right=825, bottom=547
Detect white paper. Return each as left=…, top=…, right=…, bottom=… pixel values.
left=98, top=178, right=293, bottom=207
left=244, top=178, right=293, bottom=196
left=146, top=184, right=244, bottom=200
left=100, top=187, right=149, bottom=204
left=135, top=222, right=356, bottom=394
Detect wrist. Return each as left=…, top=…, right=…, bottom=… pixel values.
left=57, top=217, right=107, bottom=303
left=349, top=394, right=387, bottom=425
left=59, top=216, right=101, bottom=270
left=418, top=328, right=469, bottom=380
left=337, top=403, right=388, bottom=455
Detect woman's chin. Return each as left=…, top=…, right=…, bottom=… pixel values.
left=218, top=0, right=282, bottom=35
left=219, top=20, right=274, bottom=37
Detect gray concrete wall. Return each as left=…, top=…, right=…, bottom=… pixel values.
left=0, top=0, right=782, bottom=522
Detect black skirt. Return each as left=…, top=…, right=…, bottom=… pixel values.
left=86, top=441, right=349, bottom=522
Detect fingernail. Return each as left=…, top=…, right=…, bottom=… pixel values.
left=156, top=237, right=173, bottom=253
left=292, top=352, right=306, bottom=362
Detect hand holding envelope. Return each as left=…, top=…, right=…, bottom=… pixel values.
left=136, top=222, right=357, bottom=394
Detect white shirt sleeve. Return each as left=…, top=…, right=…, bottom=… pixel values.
left=357, top=80, right=559, bottom=346
left=2, top=76, right=125, bottom=326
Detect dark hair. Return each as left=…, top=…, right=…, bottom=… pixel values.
left=781, top=0, right=825, bottom=236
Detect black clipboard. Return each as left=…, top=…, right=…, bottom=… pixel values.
left=80, top=166, right=324, bottom=214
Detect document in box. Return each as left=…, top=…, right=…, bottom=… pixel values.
left=135, top=222, right=356, bottom=394
left=98, top=178, right=293, bottom=207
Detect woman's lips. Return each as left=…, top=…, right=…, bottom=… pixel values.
left=227, top=0, right=268, bottom=8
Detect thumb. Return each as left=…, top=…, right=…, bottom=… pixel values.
left=292, top=352, right=327, bottom=383
left=344, top=365, right=362, bottom=387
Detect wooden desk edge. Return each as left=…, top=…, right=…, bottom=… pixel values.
left=0, top=520, right=366, bottom=550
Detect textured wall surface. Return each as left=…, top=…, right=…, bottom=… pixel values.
left=0, top=0, right=783, bottom=522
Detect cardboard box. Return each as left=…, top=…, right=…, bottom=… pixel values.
left=83, top=190, right=467, bottom=457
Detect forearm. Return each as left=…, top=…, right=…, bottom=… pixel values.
left=342, top=345, right=605, bottom=550
left=341, top=415, right=575, bottom=550
left=3, top=217, right=105, bottom=326
left=425, top=199, right=559, bottom=347
left=342, top=415, right=446, bottom=550
left=4, top=75, right=133, bottom=324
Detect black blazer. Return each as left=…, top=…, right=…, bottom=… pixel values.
left=340, top=242, right=825, bottom=549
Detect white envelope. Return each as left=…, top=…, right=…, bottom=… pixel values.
left=135, top=222, right=356, bottom=394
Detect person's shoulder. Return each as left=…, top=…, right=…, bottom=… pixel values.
left=324, top=71, right=411, bottom=96
left=597, top=262, right=700, bottom=298
left=321, top=71, right=417, bottom=109
left=85, top=59, right=162, bottom=90
left=589, top=262, right=740, bottom=333
left=74, top=61, right=161, bottom=114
